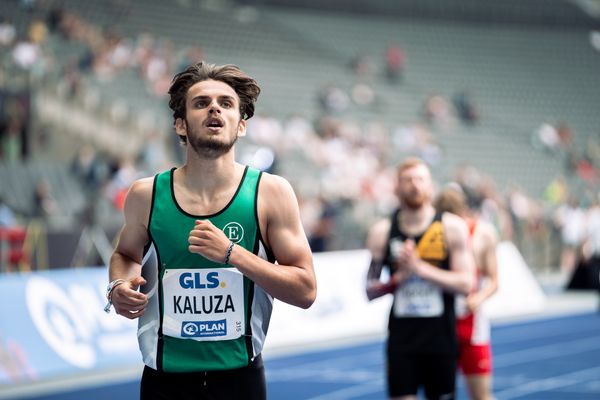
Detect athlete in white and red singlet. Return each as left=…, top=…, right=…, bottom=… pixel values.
left=435, top=186, right=499, bottom=400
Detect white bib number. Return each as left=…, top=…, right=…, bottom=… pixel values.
left=393, top=275, right=444, bottom=317
left=162, top=268, right=245, bottom=341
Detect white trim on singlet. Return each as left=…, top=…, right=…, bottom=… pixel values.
left=138, top=243, right=160, bottom=369
left=249, top=240, right=274, bottom=358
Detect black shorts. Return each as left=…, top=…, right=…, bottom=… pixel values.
left=387, top=352, right=457, bottom=400
left=140, top=354, right=266, bottom=400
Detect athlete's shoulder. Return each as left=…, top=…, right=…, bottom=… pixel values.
left=129, top=176, right=154, bottom=197
left=366, top=217, right=391, bottom=254
left=442, top=211, right=467, bottom=228
left=441, top=211, right=469, bottom=241
left=475, top=218, right=499, bottom=243
left=369, top=218, right=391, bottom=238
left=257, top=171, right=295, bottom=198
left=124, top=176, right=155, bottom=209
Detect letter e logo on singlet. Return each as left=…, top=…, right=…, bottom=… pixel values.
left=223, top=222, right=244, bottom=243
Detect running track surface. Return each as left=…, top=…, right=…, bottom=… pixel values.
left=12, top=311, right=600, bottom=400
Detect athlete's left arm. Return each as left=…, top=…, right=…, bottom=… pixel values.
left=407, top=212, right=475, bottom=295
left=245, top=173, right=316, bottom=308
left=467, top=222, right=499, bottom=312
left=189, top=173, right=316, bottom=309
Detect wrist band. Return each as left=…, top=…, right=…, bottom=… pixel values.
left=224, top=241, right=234, bottom=265
left=104, top=279, right=126, bottom=313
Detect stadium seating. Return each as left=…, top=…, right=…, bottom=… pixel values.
left=1, top=0, right=599, bottom=259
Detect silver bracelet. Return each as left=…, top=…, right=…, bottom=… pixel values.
left=224, top=241, right=234, bottom=264
left=104, top=279, right=126, bottom=313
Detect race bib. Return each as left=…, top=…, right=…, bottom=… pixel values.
left=162, top=268, right=245, bottom=341
left=393, top=275, right=444, bottom=317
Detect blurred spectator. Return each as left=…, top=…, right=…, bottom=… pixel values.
left=139, top=130, right=170, bottom=174
left=46, top=7, right=64, bottom=33
left=246, top=113, right=283, bottom=150
left=32, top=179, right=59, bottom=219
left=567, top=194, right=600, bottom=290
left=392, top=123, right=442, bottom=168
left=584, top=136, right=600, bottom=167
left=20, top=0, right=37, bottom=12
left=384, top=44, right=405, bottom=83
left=554, top=197, right=586, bottom=274
left=422, top=93, right=455, bottom=130
left=533, top=123, right=560, bottom=152
left=28, top=19, right=48, bottom=44
left=542, top=175, right=568, bottom=208
left=317, top=84, right=349, bottom=115
left=583, top=195, right=600, bottom=268
left=11, top=37, right=41, bottom=70
left=105, top=157, right=140, bottom=211
left=350, top=82, right=376, bottom=108
left=304, top=196, right=339, bottom=253
left=556, top=122, right=579, bottom=173
left=452, top=90, right=479, bottom=126
left=0, top=17, right=16, bottom=47
left=70, top=145, right=107, bottom=192
left=507, top=185, right=532, bottom=247
left=1, top=117, right=23, bottom=163
left=61, top=58, right=83, bottom=99
left=242, top=146, right=277, bottom=173
left=0, top=196, right=17, bottom=227
left=556, top=122, right=574, bottom=149
left=177, top=45, right=204, bottom=72
left=349, top=52, right=375, bottom=78
left=575, top=157, right=598, bottom=184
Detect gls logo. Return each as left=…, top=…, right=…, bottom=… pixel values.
left=223, top=222, right=244, bottom=243
left=179, top=271, right=223, bottom=289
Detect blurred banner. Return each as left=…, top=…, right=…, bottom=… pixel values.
left=266, top=249, right=391, bottom=353
left=0, top=268, right=139, bottom=385
left=0, top=243, right=545, bottom=390
left=482, top=241, right=547, bottom=320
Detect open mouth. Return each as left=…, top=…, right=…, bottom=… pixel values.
left=205, top=118, right=224, bottom=129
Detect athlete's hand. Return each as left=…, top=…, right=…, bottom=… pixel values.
left=188, top=220, right=231, bottom=263
left=392, top=268, right=412, bottom=287
left=111, top=276, right=148, bottom=319
left=466, top=293, right=483, bottom=312
left=396, top=239, right=420, bottom=273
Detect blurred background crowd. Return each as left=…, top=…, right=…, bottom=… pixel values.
left=1, top=0, right=600, bottom=286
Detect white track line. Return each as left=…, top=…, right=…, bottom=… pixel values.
left=495, top=365, right=600, bottom=399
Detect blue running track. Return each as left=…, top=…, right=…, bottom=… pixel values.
left=13, top=311, right=600, bottom=400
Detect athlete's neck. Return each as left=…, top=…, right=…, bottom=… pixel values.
left=399, top=203, right=435, bottom=237
left=179, top=152, right=243, bottom=197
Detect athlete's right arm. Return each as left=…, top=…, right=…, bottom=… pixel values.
left=108, top=178, right=153, bottom=319
left=365, top=219, right=404, bottom=301
left=467, top=221, right=499, bottom=312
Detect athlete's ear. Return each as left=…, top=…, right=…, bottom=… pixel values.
left=175, top=118, right=187, bottom=137
left=237, top=118, right=247, bottom=138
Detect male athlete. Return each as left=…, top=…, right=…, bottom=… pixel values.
left=435, top=185, right=499, bottom=400
left=366, top=158, right=475, bottom=400
left=106, top=62, right=316, bottom=400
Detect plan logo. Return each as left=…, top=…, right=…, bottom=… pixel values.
left=181, top=320, right=227, bottom=337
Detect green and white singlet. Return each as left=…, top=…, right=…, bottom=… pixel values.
left=138, top=166, right=274, bottom=372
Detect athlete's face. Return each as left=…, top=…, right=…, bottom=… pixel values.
left=396, top=164, right=433, bottom=209
left=175, top=79, right=246, bottom=158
